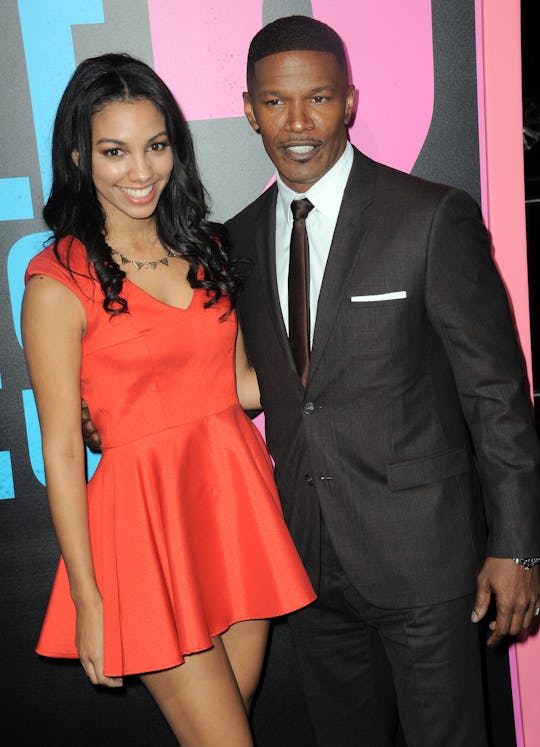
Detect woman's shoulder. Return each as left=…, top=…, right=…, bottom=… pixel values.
left=25, top=236, right=98, bottom=302
left=26, top=235, right=97, bottom=281
left=26, top=236, right=88, bottom=275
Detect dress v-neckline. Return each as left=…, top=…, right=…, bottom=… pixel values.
left=125, top=276, right=197, bottom=311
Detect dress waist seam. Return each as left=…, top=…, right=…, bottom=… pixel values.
left=101, top=402, right=242, bottom=450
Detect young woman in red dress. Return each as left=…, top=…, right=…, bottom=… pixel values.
left=22, top=53, right=314, bottom=746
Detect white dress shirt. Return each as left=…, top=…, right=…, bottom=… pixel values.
left=275, top=141, right=354, bottom=343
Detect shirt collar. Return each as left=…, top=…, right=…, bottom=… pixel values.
left=276, top=141, right=354, bottom=223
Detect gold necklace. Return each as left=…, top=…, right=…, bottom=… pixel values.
left=111, top=246, right=181, bottom=271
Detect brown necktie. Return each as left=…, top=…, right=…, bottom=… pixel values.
left=288, top=198, right=314, bottom=386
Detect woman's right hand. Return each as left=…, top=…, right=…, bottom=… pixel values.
left=75, top=594, right=123, bottom=688
left=23, top=277, right=119, bottom=686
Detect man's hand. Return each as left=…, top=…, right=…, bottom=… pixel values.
left=82, top=399, right=102, bottom=453
left=471, top=557, right=540, bottom=645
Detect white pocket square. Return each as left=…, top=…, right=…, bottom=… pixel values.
left=350, top=291, right=407, bottom=302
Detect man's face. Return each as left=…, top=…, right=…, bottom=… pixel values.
left=244, top=50, right=355, bottom=193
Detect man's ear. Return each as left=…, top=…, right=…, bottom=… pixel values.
left=344, top=85, right=356, bottom=126
left=72, top=150, right=79, bottom=167
left=243, top=92, right=260, bottom=132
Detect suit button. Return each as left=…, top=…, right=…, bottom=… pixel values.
left=304, top=474, right=314, bottom=486
left=303, top=401, right=315, bottom=415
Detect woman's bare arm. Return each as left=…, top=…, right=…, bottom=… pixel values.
left=235, top=325, right=261, bottom=411
left=22, top=275, right=122, bottom=687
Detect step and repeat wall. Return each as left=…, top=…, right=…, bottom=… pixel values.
left=1, top=1, right=536, bottom=745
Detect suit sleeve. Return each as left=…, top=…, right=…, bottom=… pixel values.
left=425, top=188, right=540, bottom=557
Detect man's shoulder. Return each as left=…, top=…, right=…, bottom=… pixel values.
left=355, top=148, right=474, bottom=210
left=226, top=184, right=277, bottom=233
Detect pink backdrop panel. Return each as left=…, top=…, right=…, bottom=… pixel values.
left=480, top=2, right=539, bottom=746
left=313, top=0, right=434, bottom=172
left=147, top=0, right=261, bottom=120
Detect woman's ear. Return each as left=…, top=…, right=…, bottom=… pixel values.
left=72, top=150, right=79, bottom=167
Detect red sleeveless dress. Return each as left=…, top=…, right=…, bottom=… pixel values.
left=27, top=238, right=315, bottom=677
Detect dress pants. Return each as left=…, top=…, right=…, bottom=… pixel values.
left=287, top=520, right=488, bottom=747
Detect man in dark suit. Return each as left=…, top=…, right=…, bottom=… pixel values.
left=226, top=15, right=540, bottom=747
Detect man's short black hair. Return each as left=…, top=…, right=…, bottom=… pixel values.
left=247, top=15, right=348, bottom=83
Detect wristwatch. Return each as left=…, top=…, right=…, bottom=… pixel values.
left=513, top=557, right=540, bottom=571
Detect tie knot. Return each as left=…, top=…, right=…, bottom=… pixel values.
left=291, top=198, right=314, bottom=221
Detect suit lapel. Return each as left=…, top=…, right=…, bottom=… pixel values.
left=254, top=185, right=299, bottom=368
left=308, top=151, right=376, bottom=384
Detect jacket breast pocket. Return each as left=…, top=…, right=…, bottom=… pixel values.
left=342, top=296, right=410, bottom=355
left=386, top=448, right=471, bottom=491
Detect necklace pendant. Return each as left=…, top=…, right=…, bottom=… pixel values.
left=110, top=246, right=177, bottom=270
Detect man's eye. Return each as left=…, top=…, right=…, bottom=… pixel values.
left=265, top=99, right=282, bottom=106
left=312, top=96, right=328, bottom=103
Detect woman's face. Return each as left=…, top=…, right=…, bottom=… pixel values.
left=89, top=98, right=174, bottom=232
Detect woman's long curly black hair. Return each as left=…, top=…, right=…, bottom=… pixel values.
left=43, top=52, right=239, bottom=314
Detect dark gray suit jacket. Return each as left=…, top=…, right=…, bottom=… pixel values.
left=226, top=148, right=540, bottom=608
